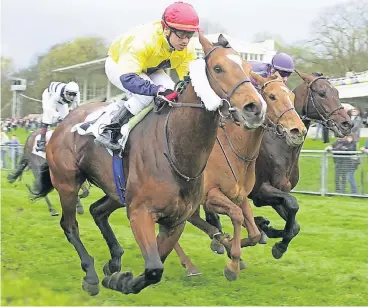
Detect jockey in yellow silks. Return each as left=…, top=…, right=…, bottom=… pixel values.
left=95, top=1, right=200, bottom=150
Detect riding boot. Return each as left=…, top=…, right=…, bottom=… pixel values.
left=36, top=123, right=48, bottom=152
left=94, top=104, right=132, bottom=151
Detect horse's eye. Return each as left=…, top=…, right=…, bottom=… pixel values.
left=269, top=94, right=276, bottom=101
left=214, top=65, right=223, bottom=74
left=319, top=92, right=326, bottom=98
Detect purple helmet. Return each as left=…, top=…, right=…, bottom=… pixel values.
left=249, top=61, right=272, bottom=78
left=272, top=53, right=295, bottom=73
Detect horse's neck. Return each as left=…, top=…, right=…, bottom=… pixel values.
left=219, top=122, right=264, bottom=164
left=167, top=83, right=219, bottom=180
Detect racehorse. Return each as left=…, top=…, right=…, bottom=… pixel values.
left=173, top=71, right=307, bottom=276
left=7, top=130, right=89, bottom=216
left=35, top=33, right=268, bottom=295
left=206, top=71, right=353, bottom=259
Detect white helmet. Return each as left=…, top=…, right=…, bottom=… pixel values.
left=64, top=81, right=79, bottom=103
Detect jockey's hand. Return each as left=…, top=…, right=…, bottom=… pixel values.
left=157, top=88, right=178, bottom=102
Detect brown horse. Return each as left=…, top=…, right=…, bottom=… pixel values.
left=206, top=71, right=353, bottom=260
left=39, top=34, right=267, bottom=295
left=7, top=130, right=88, bottom=216
left=173, top=71, right=307, bottom=277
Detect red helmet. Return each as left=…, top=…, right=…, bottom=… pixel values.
left=162, top=2, right=200, bottom=32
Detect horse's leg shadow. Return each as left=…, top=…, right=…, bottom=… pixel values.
left=59, top=189, right=100, bottom=295
left=252, top=183, right=300, bottom=259
left=102, top=207, right=185, bottom=295
left=89, top=196, right=124, bottom=276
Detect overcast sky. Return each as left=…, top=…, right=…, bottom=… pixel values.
left=1, top=0, right=351, bottom=70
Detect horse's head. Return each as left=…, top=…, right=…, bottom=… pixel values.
left=294, top=71, right=352, bottom=137
left=251, top=71, right=306, bottom=146
left=196, top=33, right=266, bottom=130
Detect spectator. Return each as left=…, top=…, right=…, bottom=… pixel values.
left=348, top=108, right=362, bottom=142
left=0, top=129, right=9, bottom=169
left=5, top=135, right=22, bottom=168
left=326, top=135, right=358, bottom=194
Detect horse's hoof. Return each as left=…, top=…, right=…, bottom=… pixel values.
left=77, top=205, right=84, bottom=215
left=224, top=264, right=239, bottom=282
left=186, top=266, right=201, bottom=277
left=210, top=238, right=225, bottom=254
left=103, top=262, right=112, bottom=276
left=259, top=231, right=268, bottom=244
left=272, top=243, right=285, bottom=259
left=82, top=279, right=100, bottom=296
left=50, top=210, right=59, bottom=216
left=239, top=260, right=247, bottom=270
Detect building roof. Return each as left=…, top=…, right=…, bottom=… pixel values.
left=52, top=57, right=107, bottom=73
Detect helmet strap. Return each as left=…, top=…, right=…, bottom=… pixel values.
left=162, top=20, right=175, bottom=51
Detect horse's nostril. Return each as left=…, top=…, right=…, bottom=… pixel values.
left=290, top=128, right=301, bottom=135
left=342, top=121, right=352, bottom=128
left=243, top=102, right=261, bottom=115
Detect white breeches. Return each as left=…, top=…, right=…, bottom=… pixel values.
left=105, top=56, right=174, bottom=115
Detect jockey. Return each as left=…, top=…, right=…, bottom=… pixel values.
left=249, top=52, right=295, bottom=85
left=36, top=81, right=80, bottom=152
left=94, top=1, right=200, bottom=151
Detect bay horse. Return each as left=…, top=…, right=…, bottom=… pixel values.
left=7, top=130, right=88, bottom=216
left=39, top=34, right=267, bottom=295
left=206, top=71, right=353, bottom=259
left=173, top=71, right=307, bottom=276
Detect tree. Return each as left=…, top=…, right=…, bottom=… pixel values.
left=1, top=57, right=15, bottom=117
left=308, top=0, right=368, bottom=76
left=35, top=36, right=107, bottom=98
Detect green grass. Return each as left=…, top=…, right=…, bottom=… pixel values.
left=1, top=171, right=368, bottom=306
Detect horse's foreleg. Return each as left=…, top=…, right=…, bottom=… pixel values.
left=76, top=198, right=84, bottom=215
left=103, top=207, right=174, bottom=294
left=90, top=196, right=124, bottom=275
left=173, top=242, right=201, bottom=277
left=79, top=182, right=90, bottom=199
left=44, top=196, right=58, bottom=216
left=252, top=183, right=300, bottom=259
left=203, top=188, right=243, bottom=281
left=59, top=190, right=99, bottom=296
left=239, top=197, right=261, bottom=248
left=204, top=211, right=225, bottom=254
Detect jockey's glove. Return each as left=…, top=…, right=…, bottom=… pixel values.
left=157, top=88, right=178, bottom=102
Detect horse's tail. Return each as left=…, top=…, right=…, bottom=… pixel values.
left=7, top=155, right=28, bottom=183
left=26, top=160, right=53, bottom=201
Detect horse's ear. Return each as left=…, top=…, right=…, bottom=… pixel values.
left=250, top=71, right=265, bottom=86
left=218, top=34, right=231, bottom=48
left=199, top=32, right=213, bottom=55
left=295, top=70, right=314, bottom=84
left=272, top=71, right=282, bottom=80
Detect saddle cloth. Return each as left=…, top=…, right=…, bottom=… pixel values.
left=31, top=130, right=54, bottom=159
left=71, top=99, right=153, bottom=154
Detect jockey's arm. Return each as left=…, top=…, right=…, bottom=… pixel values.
left=48, top=93, right=62, bottom=118
left=117, top=40, right=162, bottom=96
